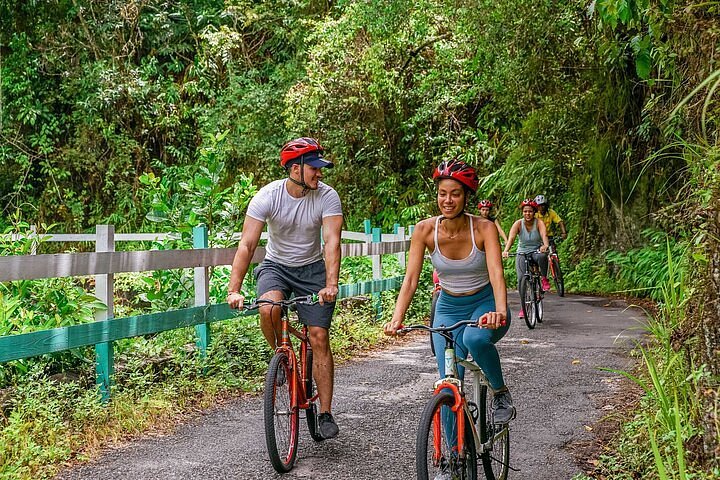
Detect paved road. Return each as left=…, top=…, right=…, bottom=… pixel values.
left=56, top=293, right=646, bottom=480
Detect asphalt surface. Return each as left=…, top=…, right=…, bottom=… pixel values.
left=55, top=292, right=646, bottom=480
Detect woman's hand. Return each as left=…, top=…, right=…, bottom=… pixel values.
left=502, top=251, right=509, bottom=259
left=478, top=311, right=506, bottom=329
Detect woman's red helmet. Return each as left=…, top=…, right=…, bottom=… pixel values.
left=280, top=137, right=324, bottom=167
left=432, top=159, right=479, bottom=193
left=478, top=199, right=493, bottom=208
left=520, top=198, right=538, bottom=211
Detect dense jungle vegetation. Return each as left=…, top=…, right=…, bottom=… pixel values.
left=0, top=0, right=718, bottom=478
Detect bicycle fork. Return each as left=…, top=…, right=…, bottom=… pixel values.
left=432, top=347, right=470, bottom=462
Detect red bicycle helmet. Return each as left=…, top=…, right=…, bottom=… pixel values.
left=520, top=198, right=538, bottom=211
left=432, top=159, right=479, bottom=193
left=280, top=137, right=324, bottom=167
left=478, top=199, right=493, bottom=208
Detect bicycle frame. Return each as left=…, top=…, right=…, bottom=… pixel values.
left=433, top=347, right=499, bottom=458
left=510, top=251, right=542, bottom=289
left=547, top=240, right=560, bottom=275
left=403, top=321, right=489, bottom=462
left=246, top=296, right=320, bottom=411
left=275, top=316, right=318, bottom=411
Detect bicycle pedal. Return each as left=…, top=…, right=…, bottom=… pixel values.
left=467, top=401, right=479, bottom=423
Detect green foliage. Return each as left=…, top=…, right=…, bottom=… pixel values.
left=605, top=231, right=689, bottom=301
left=1, top=0, right=719, bottom=475
left=564, top=230, right=689, bottom=302
left=594, top=245, right=710, bottom=478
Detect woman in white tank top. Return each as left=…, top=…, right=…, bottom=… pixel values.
left=384, top=159, right=515, bottom=425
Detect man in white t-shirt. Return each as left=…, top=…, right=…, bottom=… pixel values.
left=227, top=137, right=343, bottom=439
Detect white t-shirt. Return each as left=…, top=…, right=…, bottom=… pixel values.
left=246, top=179, right=343, bottom=267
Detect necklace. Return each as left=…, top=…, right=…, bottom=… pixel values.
left=443, top=216, right=466, bottom=240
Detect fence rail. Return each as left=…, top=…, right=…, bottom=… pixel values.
left=0, top=241, right=409, bottom=282
left=0, top=223, right=411, bottom=399
left=3, top=229, right=402, bottom=246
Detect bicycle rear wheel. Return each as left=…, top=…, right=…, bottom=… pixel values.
left=304, top=349, right=324, bottom=442
left=264, top=352, right=299, bottom=473
left=479, top=386, right=510, bottom=480
left=518, top=277, right=536, bottom=329
left=417, top=390, right=478, bottom=480
left=550, top=256, right=565, bottom=297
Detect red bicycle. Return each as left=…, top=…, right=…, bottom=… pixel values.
left=242, top=295, right=324, bottom=473
left=547, top=237, right=565, bottom=297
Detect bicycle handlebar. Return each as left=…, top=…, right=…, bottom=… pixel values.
left=507, top=250, right=544, bottom=257
left=396, top=318, right=505, bottom=337
left=240, top=294, right=319, bottom=311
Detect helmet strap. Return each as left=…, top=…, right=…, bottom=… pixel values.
left=287, top=156, right=310, bottom=196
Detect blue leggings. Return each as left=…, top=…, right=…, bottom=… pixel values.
left=432, top=284, right=510, bottom=390
left=432, top=284, right=510, bottom=448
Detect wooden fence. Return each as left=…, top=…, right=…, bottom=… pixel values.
left=0, top=223, right=411, bottom=400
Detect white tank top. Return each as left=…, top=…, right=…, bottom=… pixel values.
left=429, top=215, right=490, bottom=294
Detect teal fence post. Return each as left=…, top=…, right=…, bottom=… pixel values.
left=94, top=225, right=114, bottom=402
left=371, top=227, right=382, bottom=320
left=393, top=223, right=406, bottom=268
left=193, top=225, right=210, bottom=360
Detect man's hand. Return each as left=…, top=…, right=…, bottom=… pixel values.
left=318, top=285, right=338, bottom=305
left=383, top=321, right=403, bottom=336
left=502, top=251, right=509, bottom=259
left=539, top=245, right=548, bottom=253
left=478, top=311, right=506, bottom=329
left=227, top=292, right=245, bottom=309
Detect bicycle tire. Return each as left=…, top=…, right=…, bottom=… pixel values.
left=551, top=256, right=565, bottom=297
left=519, top=277, right=536, bottom=329
left=417, top=390, right=478, bottom=480
left=479, top=386, right=510, bottom=480
left=304, top=349, right=324, bottom=442
left=533, top=276, right=544, bottom=324
left=264, top=352, right=299, bottom=473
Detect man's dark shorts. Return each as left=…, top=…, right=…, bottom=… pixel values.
left=254, top=259, right=335, bottom=329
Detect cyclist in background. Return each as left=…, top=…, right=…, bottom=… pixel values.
left=385, top=159, right=515, bottom=424
left=503, top=199, right=550, bottom=317
left=477, top=199, right=508, bottom=246
left=534, top=194, right=566, bottom=241
left=227, top=137, right=343, bottom=440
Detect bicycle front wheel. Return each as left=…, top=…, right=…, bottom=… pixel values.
left=264, top=352, right=299, bottom=473
left=519, top=277, right=536, bottom=329
left=533, top=277, right=544, bottom=324
left=479, top=386, right=510, bottom=480
left=551, top=256, right=565, bottom=297
left=304, top=349, right=324, bottom=442
left=417, top=390, right=478, bottom=480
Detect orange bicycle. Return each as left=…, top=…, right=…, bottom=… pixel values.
left=242, top=295, right=324, bottom=473
left=399, top=320, right=511, bottom=480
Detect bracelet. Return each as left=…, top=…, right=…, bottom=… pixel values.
left=228, top=291, right=239, bottom=295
